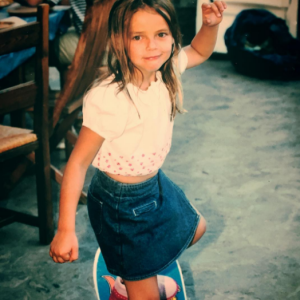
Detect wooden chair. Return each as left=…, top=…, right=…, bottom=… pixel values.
left=1, top=0, right=115, bottom=215
left=48, top=0, right=116, bottom=203
left=0, top=4, right=54, bottom=245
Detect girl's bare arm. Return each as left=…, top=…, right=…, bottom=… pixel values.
left=57, top=126, right=104, bottom=232
left=183, top=1, right=227, bottom=69
left=50, top=126, right=104, bottom=263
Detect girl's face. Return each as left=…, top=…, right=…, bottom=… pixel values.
left=126, top=7, right=174, bottom=80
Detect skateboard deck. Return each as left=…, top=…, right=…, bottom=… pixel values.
left=93, top=248, right=187, bottom=300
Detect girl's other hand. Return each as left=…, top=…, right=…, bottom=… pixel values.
left=49, top=230, right=78, bottom=263
left=202, top=1, right=227, bottom=27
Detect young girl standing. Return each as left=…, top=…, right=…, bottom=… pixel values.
left=50, top=1, right=227, bottom=299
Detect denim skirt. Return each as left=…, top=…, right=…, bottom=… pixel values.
left=87, top=168, right=200, bottom=281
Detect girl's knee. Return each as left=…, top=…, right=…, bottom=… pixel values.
left=199, top=215, right=207, bottom=235
left=196, top=215, right=207, bottom=240
left=189, top=215, right=206, bottom=247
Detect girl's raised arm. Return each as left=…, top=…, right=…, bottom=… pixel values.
left=50, top=126, right=104, bottom=263
left=183, top=1, right=227, bottom=69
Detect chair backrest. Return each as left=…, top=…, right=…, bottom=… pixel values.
left=51, top=0, right=116, bottom=128
left=0, top=4, right=49, bottom=136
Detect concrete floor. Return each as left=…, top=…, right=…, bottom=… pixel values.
left=1, top=57, right=300, bottom=300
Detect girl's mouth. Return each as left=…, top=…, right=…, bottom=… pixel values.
left=144, top=55, right=161, bottom=60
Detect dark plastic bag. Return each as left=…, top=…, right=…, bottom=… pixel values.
left=224, top=9, right=300, bottom=80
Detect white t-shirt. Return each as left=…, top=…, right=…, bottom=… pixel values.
left=82, top=49, right=188, bottom=176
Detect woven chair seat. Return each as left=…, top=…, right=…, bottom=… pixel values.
left=0, top=125, right=37, bottom=154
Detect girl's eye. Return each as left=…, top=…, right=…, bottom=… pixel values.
left=158, top=32, right=167, bottom=38
left=133, top=36, right=141, bottom=41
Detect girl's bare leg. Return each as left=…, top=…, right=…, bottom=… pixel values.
left=189, top=214, right=207, bottom=247
left=123, top=276, right=160, bottom=300
left=123, top=214, right=205, bottom=299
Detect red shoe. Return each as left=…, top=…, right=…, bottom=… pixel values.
left=109, top=275, right=179, bottom=300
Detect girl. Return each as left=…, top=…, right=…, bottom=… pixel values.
left=49, top=0, right=227, bottom=299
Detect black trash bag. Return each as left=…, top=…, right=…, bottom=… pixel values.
left=224, top=9, right=300, bottom=80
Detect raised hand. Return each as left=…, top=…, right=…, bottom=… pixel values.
left=202, top=1, right=227, bottom=27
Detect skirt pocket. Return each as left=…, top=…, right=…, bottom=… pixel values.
left=87, top=191, right=103, bottom=235
left=133, top=200, right=158, bottom=217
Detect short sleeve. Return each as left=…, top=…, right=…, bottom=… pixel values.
left=177, top=48, right=188, bottom=74
left=82, top=83, right=129, bottom=142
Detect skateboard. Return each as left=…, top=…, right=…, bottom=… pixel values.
left=93, top=248, right=187, bottom=300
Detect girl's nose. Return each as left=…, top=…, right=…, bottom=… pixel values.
left=146, top=38, right=157, bottom=50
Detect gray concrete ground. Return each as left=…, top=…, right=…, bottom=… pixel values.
left=1, top=58, right=300, bottom=300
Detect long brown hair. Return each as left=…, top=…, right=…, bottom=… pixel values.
left=94, top=0, right=187, bottom=121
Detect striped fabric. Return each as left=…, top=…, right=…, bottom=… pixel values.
left=48, top=0, right=86, bottom=34
left=70, top=0, right=86, bottom=34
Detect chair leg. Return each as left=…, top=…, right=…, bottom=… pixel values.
left=35, top=146, right=54, bottom=245
left=64, top=133, right=73, bottom=159
left=58, top=66, right=69, bottom=90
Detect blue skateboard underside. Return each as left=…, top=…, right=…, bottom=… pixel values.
left=93, top=248, right=187, bottom=300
